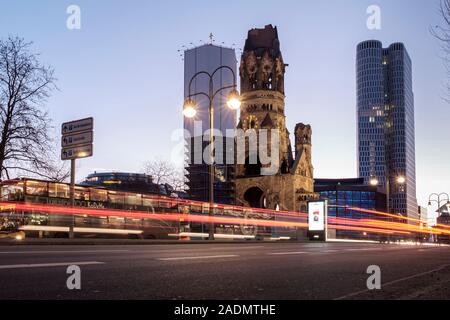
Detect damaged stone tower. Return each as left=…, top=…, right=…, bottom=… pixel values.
left=236, top=25, right=317, bottom=212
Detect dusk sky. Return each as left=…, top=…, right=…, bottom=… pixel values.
left=1, top=0, right=449, bottom=209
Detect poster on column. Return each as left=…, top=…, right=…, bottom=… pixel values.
left=308, top=201, right=327, bottom=232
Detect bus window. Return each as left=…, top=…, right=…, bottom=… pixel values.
left=189, top=203, right=202, bottom=214
left=90, top=189, right=107, bottom=202
left=223, top=206, right=236, bottom=217
left=26, top=180, right=48, bottom=196
left=214, top=206, right=224, bottom=216
left=1, top=183, right=24, bottom=201
left=142, top=196, right=158, bottom=210
left=125, top=193, right=142, bottom=206
left=108, top=191, right=125, bottom=205
left=75, top=187, right=90, bottom=201
left=49, top=183, right=69, bottom=199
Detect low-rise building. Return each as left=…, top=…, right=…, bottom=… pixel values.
left=314, top=178, right=387, bottom=239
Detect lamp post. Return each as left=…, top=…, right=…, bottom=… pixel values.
left=428, top=193, right=450, bottom=217
left=392, top=175, right=406, bottom=217
left=370, top=174, right=406, bottom=215
left=183, top=66, right=241, bottom=241
left=371, top=174, right=406, bottom=243
left=428, top=193, right=449, bottom=243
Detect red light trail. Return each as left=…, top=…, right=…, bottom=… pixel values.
left=1, top=200, right=449, bottom=237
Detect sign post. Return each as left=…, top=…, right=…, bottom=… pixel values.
left=61, top=117, right=94, bottom=239
left=307, top=200, right=328, bottom=241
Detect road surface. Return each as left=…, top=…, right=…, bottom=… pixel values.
left=0, top=242, right=449, bottom=300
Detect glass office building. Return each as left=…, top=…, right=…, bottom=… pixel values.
left=315, top=178, right=387, bottom=238
left=184, top=44, right=237, bottom=204
left=356, top=40, right=418, bottom=221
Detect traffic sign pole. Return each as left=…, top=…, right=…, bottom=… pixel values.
left=69, top=159, right=75, bottom=239
left=61, top=117, right=94, bottom=240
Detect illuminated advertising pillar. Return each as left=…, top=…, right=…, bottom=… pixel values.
left=308, top=200, right=328, bottom=241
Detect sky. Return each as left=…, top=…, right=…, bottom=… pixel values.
left=1, top=0, right=449, bottom=211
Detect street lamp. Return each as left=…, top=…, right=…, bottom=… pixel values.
left=183, top=66, right=240, bottom=241
left=183, top=98, right=197, bottom=118
left=428, top=193, right=450, bottom=217
left=428, top=193, right=449, bottom=243
left=226, top=89, right=242, bottom=110
left=370, top=174, right=406, bottom=215
left=397, top=176, right=406, bottom=185
left=370, top=177, right=379, bottom=187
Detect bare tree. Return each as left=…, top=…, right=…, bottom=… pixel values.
left=0, top=36, right=65, bottom=181
left=432, top=0, right=450, bottom=101
left=143, top=159, right=186, bottom=192
left=39, top=160, right=70, bottom=182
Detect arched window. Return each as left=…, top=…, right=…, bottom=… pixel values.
left=281, top=159, right=289, bottom=174
left=244, top=187, right=265, bottom=209
left=245, top=156, right=262, bottom=176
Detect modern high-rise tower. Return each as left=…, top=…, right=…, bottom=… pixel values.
left=184, top=44, right=237, bottom=204
left=356, top=40, right=418, bottom=220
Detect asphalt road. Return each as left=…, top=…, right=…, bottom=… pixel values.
left=0, top=242, right=449, bottom=300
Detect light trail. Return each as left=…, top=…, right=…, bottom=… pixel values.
left=329, top=217, right=448, bottom=236
left=329, top=224, right=410, bottom=235
left=338, top=206, right=450, bottom=230
left=0, top=201, right=309, bottom=230
left=1, top=201, right=450, bottom=238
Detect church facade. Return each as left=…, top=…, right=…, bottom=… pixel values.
left=236, top=25, right=317, bottom=212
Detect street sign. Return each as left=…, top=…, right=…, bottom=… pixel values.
left=62, top=131, right=93, bottom=148
left=61, top=117, right=94, bottom=161
left=61, top=144, right=93, bottom=161
left=62, top=117, right=93, bottom=135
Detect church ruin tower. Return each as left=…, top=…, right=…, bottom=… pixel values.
left=236, top=25, right=317, bottom=212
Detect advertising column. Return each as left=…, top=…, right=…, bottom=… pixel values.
left=308, top=200, right=328, bottom=241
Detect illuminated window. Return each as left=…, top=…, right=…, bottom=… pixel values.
left=125, top=194, right=143, bottom=206
left=26, top=181, right=48, bottom=196
left=90, top=189, right=107, bottom=202
left=74, top=187, right=89, bottom=201
left=48, top=183, right=69, bottom=199
left=108, top=191, right=125, bottom=204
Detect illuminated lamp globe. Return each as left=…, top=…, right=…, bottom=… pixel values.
left=370, top=178, right=379, bottom=186
left=397, top=176, right=406, bottom=185
left=183, top=99, right=197, bottom=118
left=226, top=90, right=241, bottom=110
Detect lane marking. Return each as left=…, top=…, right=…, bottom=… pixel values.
left=157, top=255, right=239, bottom=261
left=308, top=250, right=345, bottom=255
left=126, top=246, right=266, bottom=252
left=208, top=246, right=266, bottom=250
left=334, top=264, right=450, bottom=300
left=0, top=250, right=129, bottom=255
left=344, top=248, right=378, bottom=252
left=268, top=252, right=307, bottom=256
left=0, top=261, right=105, bottom=270
left=417, top=249, right=431, bottom=252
